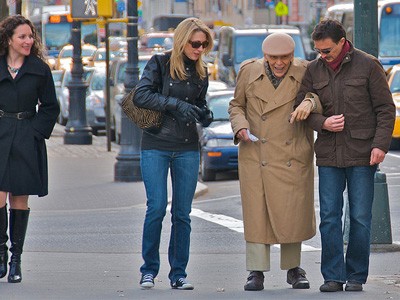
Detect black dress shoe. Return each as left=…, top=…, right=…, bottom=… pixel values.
left=244, top=271, right=264, bottom=291
left=345, top=281, right=363, bottom=291
left=320, top=281, right=343, bottom=292
left=287, top=267, right=310, bottom=289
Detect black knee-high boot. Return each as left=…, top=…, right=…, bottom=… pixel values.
left=8, top=209, right=30, bottom=283
left=0, top=205, right=8, bottom=278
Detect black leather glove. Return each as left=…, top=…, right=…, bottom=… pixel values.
left=176, top=100, right=202, bottom=122
left=199, top=105, right=214, bottom=127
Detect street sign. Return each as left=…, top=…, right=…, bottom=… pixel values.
left=310, top=1, right=327, bottom=9
left=275, top=1, right=289, bottom=17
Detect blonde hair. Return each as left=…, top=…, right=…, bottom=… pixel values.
left=170, top=18, right=213, bottom=81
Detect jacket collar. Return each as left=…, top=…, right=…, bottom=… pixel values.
left=0, top=54, right=46, bottom=82
left=248, top=57, right=305, bottom=85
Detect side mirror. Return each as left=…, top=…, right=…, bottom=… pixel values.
left=222, top=53, right=233, bottom=66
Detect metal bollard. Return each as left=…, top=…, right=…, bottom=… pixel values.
left=343, top=167, right=393, bottom=244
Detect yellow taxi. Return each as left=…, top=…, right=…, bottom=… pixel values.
left=54, top=44, right=97, bottom=71
left=387, top=64, right=400, bottom=148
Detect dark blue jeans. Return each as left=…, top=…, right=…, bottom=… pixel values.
left=139, top=150, right=199, bottom=283
left=318, top=165, right=377, bottom=284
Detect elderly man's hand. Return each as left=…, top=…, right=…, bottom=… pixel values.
left=236, top=128, right=251, bottom=143
left=289, top=100, right=313, bottom=124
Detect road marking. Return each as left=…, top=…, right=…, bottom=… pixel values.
left=190, top=207, right=321, bottom=251
left=191, top=208, right=244, bottom=233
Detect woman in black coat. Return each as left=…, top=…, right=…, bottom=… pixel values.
left=0, top=15, right=60, bottom=283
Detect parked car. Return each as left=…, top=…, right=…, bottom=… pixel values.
left=87, top=47, right=127, bottom=68
left=387, top=64, right=400, bottom=149
left=54, top=44, right=97, bottom=71
left=86, top=68, right=107, bottom=135
left=54, top=68, right=94, bottom=125
left=110, top=55, right=151, bottom=143
left=139, top=32, right=174, bottom=53
left=207, top=80, right=229, bottom=93
left=198, top=90, right=237, bottom=181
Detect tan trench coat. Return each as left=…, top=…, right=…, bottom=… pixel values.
left=228, top=58, right=316, bottom=244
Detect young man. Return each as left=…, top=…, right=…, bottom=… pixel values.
left=295, top=19, right=395, bottom=292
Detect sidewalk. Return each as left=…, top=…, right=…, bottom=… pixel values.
left=0, top=125, right=399, bottom=299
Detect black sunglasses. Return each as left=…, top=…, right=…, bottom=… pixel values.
left=188, top=40, right=209, bottom=49
left=314, top=47, right=333, bottom=55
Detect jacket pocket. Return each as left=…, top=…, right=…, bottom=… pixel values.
left=346, top=128, right=375, bottom=159
left=344, top=78, right=369, bottom=102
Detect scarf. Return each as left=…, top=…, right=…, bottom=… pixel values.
left=326, top=40, right=351, bottom=72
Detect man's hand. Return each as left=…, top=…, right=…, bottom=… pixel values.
left=322, top=114, right=345, bottom=132
left=370, top=148, right=386, bottom=165
left=289, top=100, right=313, bottom=123
left=236, top=128, right=251, bottom=143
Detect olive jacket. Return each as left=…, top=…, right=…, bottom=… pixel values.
left=295, top=44, right=395, bottom=167
left=0, top=55, right=59, bottom=196
left=229, top=58, right=316, bottom=244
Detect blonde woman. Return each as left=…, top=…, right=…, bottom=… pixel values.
left=133, top=18, right=213, bottom=290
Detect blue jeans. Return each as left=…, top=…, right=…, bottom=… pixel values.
left=318, top=165, right=376, bottom=284
left=139, top=149, right=199, bottom=283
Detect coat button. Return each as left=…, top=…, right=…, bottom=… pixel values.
left=169, top=83, right=173, bottom=86
left=186, top=123, right=190, bottom=126
left=187, top=82, right=190, bottom=85
left=286, top=140, right=292, bottom=145
left=261, top=138, right=267, bottom=143
left=185, top=138, right=188, bottom=142
left=261, top=161, right=267, bottom=166
left=261, top=115, right=267, bottom=121
left=286, top=161, right=291, bottom=167
left=185, top=97, right=189, bottom=100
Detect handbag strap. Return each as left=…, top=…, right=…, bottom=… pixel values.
left=154, top=54, right=169, bottom=97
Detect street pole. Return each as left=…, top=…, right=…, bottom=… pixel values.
left=64, top=21, right=93, bottom=145
left=354, top=0, right=379, bottom=57
left=114, top=0, right=142, bottom=182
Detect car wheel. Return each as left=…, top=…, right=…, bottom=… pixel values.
left=200, top=156, right=216, bottom=181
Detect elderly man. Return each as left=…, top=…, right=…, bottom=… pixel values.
left=228, top=33, right=316, bottom=291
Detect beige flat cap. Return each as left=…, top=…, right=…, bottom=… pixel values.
left=262, top=33, right=295, bottom=55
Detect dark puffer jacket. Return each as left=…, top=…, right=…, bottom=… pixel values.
left=133, top=52, right=209, bottom=151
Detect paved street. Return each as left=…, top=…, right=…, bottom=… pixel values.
left=1, top=124, right=400, bottom=299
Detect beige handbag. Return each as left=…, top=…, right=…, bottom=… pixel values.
left=121, top=88, right=163, bottom=129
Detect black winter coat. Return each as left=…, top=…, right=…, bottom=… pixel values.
left=133, top=52, right=209, bottom=151
left=0, top=55, right=60, bottom=196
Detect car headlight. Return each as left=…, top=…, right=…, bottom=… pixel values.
left=206, top=138, right=235, bottom=147
left=86, top=95, right=103, bottom=108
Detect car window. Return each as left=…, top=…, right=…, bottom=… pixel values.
left=208, top=95, right=233, bottom=120
left=52, top=71, right=63, bottom=83
left=90, top=73, right=106, bottom=90
left=63, top=69, right=93, bottom=85
left=390, top=70, right=400, bottom=93
left=61, top=49, right=73, bottom=58
left=116, top=59, right=149, bottom=83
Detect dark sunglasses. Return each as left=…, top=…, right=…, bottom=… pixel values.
left=188, top=40, right=209, bottom=49
left=314, top=47, right=333, bottom=55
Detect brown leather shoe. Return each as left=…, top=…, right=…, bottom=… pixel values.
left=287, top=267, right=310, bottom=289
left=244, top=271, right=264, bottom=291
